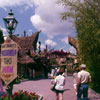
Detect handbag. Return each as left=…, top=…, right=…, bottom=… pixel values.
left=51, top=84, right=56, bottom=92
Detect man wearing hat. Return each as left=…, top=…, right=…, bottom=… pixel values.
left=76, top=64, right=91, bottom=100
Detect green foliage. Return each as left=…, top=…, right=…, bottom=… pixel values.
left=59, top=0, right=100, bottom=93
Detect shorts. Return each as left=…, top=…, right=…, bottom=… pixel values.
left=55, top=89, right=64, bottom=93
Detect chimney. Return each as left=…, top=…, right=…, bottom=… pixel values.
left=24, top=31, right=26, bottom=37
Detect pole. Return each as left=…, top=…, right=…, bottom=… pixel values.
left=5, top=30, right=14, bottom=96
left=9, top=30, right=12, bottom=39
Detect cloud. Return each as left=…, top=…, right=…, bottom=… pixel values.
left=61, top=37, right=76, bottom=54
left=41, top=44, right=46, bottom=49
left=0, top=0, right=75, bottom=39
left=61, top=37, right=68, bottom=44
left=31, top=0, right=75, bottom=39
left=0, top=0, right=23, bottom=7
left=45, top=39, right=57, bottom=47
left=31, top=14, right=42, bottom=25
left=69, top=46, right=76, bottom=54
left=0, top=26, right=6, bottom=32
left=0, top=26, right=7, bottom=40
left=0, top=0, right=76, bottom=54
left=0, top=0, right=34, bottom=9
left=37, top=39, right=56, bottom=50
left=37, top=42, right=46, bottom=51
left=0, top=26, right=7, bottom=36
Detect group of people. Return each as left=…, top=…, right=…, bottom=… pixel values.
left=0, top=64, right=91, bottom=100
left=51, top=64, right=91, bottom=100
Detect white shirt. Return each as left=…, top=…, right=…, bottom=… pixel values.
left=73, top=72, right=78, bottom=84
left=55, top=75, right=65, bottom=90
left=78, top=70, right=91, bottom=84
left=51, top=69, right=55, bottom=77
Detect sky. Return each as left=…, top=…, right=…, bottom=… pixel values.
left=0, top=0, right=77, bottom=54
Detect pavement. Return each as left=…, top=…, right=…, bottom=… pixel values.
left=3, top=76, right=100, bottom=100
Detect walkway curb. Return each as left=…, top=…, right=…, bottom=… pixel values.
left=38, top=95, right=43, bottom=100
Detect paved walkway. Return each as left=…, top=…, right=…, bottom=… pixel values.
left=4, top=76, right=100, bottom=100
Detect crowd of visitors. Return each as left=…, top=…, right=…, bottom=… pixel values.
left=51, top=64, right=91, bottom=100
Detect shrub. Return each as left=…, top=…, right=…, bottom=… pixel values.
left=0, top=90, right=40, bottom=100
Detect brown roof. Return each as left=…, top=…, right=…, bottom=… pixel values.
left=18, top=55, right=35, bottom=64
left=12, top=31, right=40, bottom=52
left=12, top=31, right=40, bottom=64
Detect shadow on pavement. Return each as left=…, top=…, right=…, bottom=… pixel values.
left=64, top=88, right=70, bottom=91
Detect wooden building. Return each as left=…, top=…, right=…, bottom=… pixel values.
left=11, top=31, right=41, bottom=78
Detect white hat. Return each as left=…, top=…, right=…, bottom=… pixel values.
left=80, top=64, right=86, bottom=68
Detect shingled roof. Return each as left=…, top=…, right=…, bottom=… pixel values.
left=12, top=31, right=40, bottom=64
left=12, top=31, right=40, bottom=52
left=18, top=55, right=35, bottom=64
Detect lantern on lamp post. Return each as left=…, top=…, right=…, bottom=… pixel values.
left=3, top=10, right=18, bottom=38
left=2, top=10, right=18, bottom=96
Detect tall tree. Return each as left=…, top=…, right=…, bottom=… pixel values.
left=59, top=0, right=100, bottom=93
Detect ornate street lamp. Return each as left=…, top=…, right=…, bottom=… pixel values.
left=3, top=10, right=18, bottom=38
left=2, top=10, right=18, bottom=96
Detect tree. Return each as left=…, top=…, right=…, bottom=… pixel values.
left=59, top=0, right=100, bottom=93
left=0, top=29, right=4, bottom=49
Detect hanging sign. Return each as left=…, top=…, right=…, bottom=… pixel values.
left=0, top=37, right=18, bottom=86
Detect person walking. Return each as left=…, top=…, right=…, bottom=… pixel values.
left=54, top=70, right=66, bottom=100
left=73, top=68, right=79, bottom=95
left=76, top=64, right=91, bottom=100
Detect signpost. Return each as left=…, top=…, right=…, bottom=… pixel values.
left=0, top=37, right=18, bottom=95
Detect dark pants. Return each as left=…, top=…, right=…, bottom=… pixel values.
left=77, top=83, right=88, bottom=100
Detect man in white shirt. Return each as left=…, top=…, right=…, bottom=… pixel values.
left=77, top=64, right=91, bottom=100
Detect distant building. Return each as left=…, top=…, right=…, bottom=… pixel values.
left=46, top=50, right=77, bottom=69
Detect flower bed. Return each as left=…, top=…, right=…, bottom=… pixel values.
left=0, top=90, right=42, bottom=100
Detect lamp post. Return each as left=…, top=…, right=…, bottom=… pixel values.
left=3, top=9, right=18, bottom=38
left=3, top=10, right=18, bottom=96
